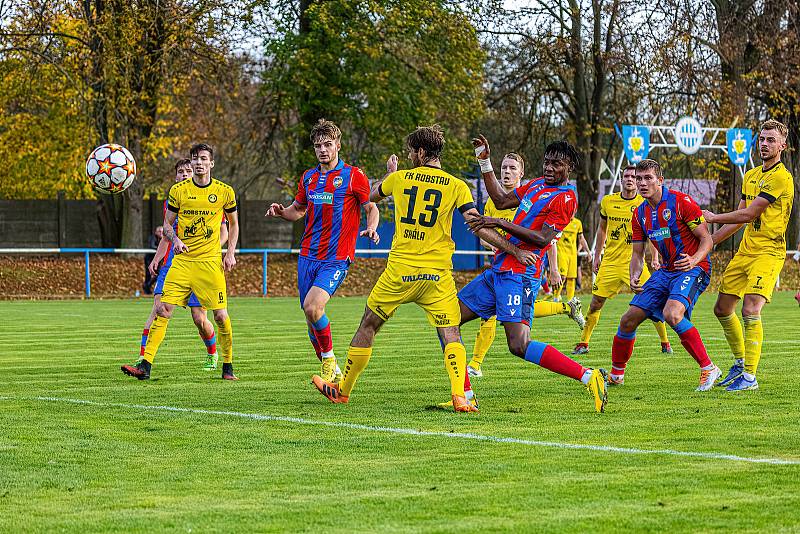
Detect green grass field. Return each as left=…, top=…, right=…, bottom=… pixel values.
left=2, top=292, right=800, bottom=532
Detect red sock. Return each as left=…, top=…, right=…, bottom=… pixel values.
left=678, top=327, right=711, bottom=368
left=538, top=345, right=586, bottom=381
left=201, top=331, right=216, bottom=355
left=308, top=329, right=322, bottom=361
left=464, top=371, right=472, bottom=394
left=140, top=329, right=149, bottom=357
left=314, top=323, right=333, bottom=353
left=611, top=335, right=636, bottom=376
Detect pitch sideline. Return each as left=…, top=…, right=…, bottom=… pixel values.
left=3, top=395, right=799, bottom=466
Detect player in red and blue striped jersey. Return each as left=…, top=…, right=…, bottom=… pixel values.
left=138, top=158, right=226, bottom=370
left=460, top=135, right=608, bottom=413
left=609, top=158, right=720, bottom=391
left=267, top=119, right=380, bottom=382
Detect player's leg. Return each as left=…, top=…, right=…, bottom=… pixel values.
left=189, top=299, right=218, bottom=371
left=436, top=325, right=476, bottom=412
left=575, top=295, right=605, bottom=354
left=661, top=269, right=718, bottom=390
left=210, top=307, right=237, bottom=380
left=608, top=305, right=648, bottom=385
left=138, top=294, right=160, bottom=362
left=304, top=286, right=338, bottom=381
left=189, top=259, right=236, bottom=380
left=469, top=316, right=496, bottom=376
left=739, top=294, right=767, bottom=383
left=714, top=253, right=749, bottom=386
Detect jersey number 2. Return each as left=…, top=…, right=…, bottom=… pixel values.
left=400, top=186, right=442, bottom=228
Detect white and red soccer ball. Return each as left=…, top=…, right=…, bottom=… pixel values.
left=85, top=143, right=136, bottom=194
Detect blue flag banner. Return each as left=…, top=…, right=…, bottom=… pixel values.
left=726, top=128, right=753, bottom=166
left=622, top=125, right=650, bottom=163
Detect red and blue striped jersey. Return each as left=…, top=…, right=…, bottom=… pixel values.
left=492, top=178, right=577, bottom=277
left=294, top=159, right=371, bottom=261
left=631, top=186, right=710, bottom=274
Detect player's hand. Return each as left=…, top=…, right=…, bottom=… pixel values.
left=148, top=259, right=160, bottom=277
left=223, top=252, right=236, bottom=272
left=701, top=209, right=716, bottom=224
left=472, top=134, right=490, bottom=159
left=548, top=269, right=563, bottom=290
left=592, top=256, right=601, bottom=274
left=514, top=249, right=537, bottom=266
left=172, top=238, right=188, bottom=255
left=386, top=154, right=399, bottom=174
left=674, top=253, right=696, bottom=271
left=650, top=255, right=661, bottom=271
left=266, top=203, right=285, bottom=218
left=630, top=277, right=643, bottom=294
left=467, top=215, right=502, bottom=232
left=360, top=227, right=380, bottom=245
left=795, top=290, right=800, bottom=307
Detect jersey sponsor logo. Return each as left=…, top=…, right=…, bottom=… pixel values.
left=309, top=191, right=334, bottom=205
left=539, top=192, right=552, bottom=200
left=183, top=209, right=213, bottom=216
left=401, top=273, right=440, bottom=282
left=433, top=313, right=449, bottom=326
left=520, top=198, right=533, bottom=212
left=662, top=208, right=672, bottom=221
left=208, top=194, right=218, bottom=203
left=184, top=216, right=213, bottom=240
left=509, top=308, right=517, bottom=316
left=648, top=227, right=671, bottom=241
left=333, top=175, right=343, bottom=188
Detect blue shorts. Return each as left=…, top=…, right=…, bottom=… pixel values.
left=154, top=265, right=201, bottom=307
left=297, top=256, right=350, bottom=306
left=458, top=269, right=541, bottom=324
left=630, top=267, right=710, bottom=322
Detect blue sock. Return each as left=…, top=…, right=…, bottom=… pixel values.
left=616, top=327, right=636, bottom=340
left=672, top=318, right=692, bottom=335
left=311, top=314, right=330, bottom=331
left=523, top=340, right=548, bottom=364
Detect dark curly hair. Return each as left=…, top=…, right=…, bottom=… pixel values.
left=543, top=140, right=580, bottom=170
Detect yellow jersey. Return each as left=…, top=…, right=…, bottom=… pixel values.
left=483, top=197, right=517, bottom=237
left=380, top=165, right=474, bottom=269
left=739, top=162, right=794, bottom=257
left=167, top=177, right=237, bottom=261
left=556, top=217, right=583, bottom=259
left=599, top=192, right=642, bottom=265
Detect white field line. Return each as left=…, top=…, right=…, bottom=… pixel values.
left=2, top=395, right=799, bottom=466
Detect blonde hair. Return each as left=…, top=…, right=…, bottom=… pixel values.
left=503, top=152, right=525, bottom=174
left=760, top=119, right=788, bottom=140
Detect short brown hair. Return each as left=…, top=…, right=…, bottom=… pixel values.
left=623, top=164, right=636, bottom=172
left=503, top=152, right=525, bottom=173
left=190, top=143, right=214, bottom=159
left=636, top=159, right=662, bottom=177
left=174, top=158, right=191, bottom=172
left=406, top=125, right=445, bottom=162
left=760, top=119, right=788, bottom=139
left=310, top=118, right=342, bottom=144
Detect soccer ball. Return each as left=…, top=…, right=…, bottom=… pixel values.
left=85, top=143, right=136, bottom=194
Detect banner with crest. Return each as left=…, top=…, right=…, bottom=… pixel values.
left=726, top=128, right=753, bottom=166
left=622, top=125, right=650, bottom=163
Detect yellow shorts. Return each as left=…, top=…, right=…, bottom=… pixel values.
left=557, top=250, right=578, bottom=279
left=161, top=257, right=227, bottom=310
left=719, top=253, right=784, bottom=302
left=592, top=262, right=651, bottom=299
left=367, top=262, right=460, bottom=327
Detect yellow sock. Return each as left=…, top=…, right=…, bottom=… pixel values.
left=143, top=316, right=169, bottom=363
left=743, top=315, right=763, bottom=375
left=565, top=278, right=576, bottom=301
left=654, top=321, right=669, bottom=344
left=580, top=309, right=601, bottom=344
left=339, top=346, right=373, bottom=397
left=472, top=317, right=496, bottom=364
left=534, top=300, right=568, bottom=318
left=217, top=316, right=233, bottom=363
left=443, top=342, right=467, bottom=397
left=718, top=313, right=745, bottom=361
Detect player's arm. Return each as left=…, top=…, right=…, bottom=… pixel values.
left=266, top=201, right=306, bottom=221
left=547, top=243, right=562, bottom=289
left=577, top=232, right=590, bottom=254
left=469, top=216, right=559, bottom=249
left=593, top=218, right=607, bottom=273
left=472, top=135, right=520, bottom=210
left=705, top=199, right=747, bottom=246
left=149, top=236, right=170, bottom=276
left=464, top=209, right=535, bottom=266
left=359, top=201, right=381, bottom=244
left=629, top=240, right=646, bottom=293
left=648, top=241, right=661, bottom=270
left=223, top=209, right=239, bottom=271
left=703, top=197, right=770, bottom=226
left=162, top=209, right=188, bottom=255
left=369, top=154, right=399, bottom=203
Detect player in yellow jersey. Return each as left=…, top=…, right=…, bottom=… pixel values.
left=573, top=165, right=672, bottom=356
left=121, top=143, right=240, bottom=381
left=703, top=120, right=794, bottom=391
left=554, top=216, right=590, bottom=302
left=468, top=153, right=586, bottom=378
left=311, top=125, right=534, bottom=412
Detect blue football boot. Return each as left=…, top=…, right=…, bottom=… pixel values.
left=726, top=374, right=759, bottom=391
left=716, top=362, right=744, bottom=387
